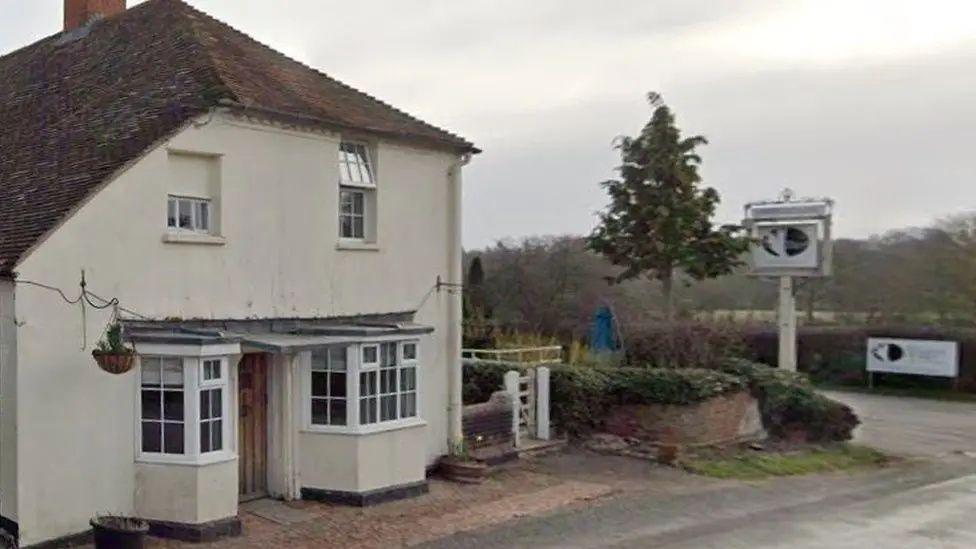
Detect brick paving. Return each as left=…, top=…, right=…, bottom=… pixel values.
left=145, top=458, right=616, bottom=549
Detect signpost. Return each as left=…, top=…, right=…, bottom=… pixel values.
left=744, top=190, right=834, bottom=372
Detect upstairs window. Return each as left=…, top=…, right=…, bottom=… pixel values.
left=338, top=141, right=376, bottom=242
left=167, top=196, right=212, bottom=234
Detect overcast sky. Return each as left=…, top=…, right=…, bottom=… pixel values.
left=4, top=0, right=975, bottom=248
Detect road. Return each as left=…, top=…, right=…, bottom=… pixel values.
left=425, top=392, right=976, bottom=549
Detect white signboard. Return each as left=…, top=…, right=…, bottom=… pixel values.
left=752, top=221, right=820, bottom=270
left=867, top=338, right=959, bottom=378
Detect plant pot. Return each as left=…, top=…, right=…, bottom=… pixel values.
left=90, top=516, right=149, bottom=549
left=657, top=443, right=681, bottom=465
left=92, top=351, right=136, bottom=375
left=440, top=456, right=488, bottom=484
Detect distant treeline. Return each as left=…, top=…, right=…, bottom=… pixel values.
left=465, top=213, right=976, bottom=338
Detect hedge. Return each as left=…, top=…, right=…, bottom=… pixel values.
left=722, top=359, right=859, bottom=442
left=463, top=362, right=744, bottom=437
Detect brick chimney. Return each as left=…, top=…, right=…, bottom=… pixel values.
left=64, top=0, right=126, bottom=32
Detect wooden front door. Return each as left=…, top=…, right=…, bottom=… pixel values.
left=239, top=353, right=269, bottom=500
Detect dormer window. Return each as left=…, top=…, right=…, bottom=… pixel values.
left=338, top=141, right=377, bottom=244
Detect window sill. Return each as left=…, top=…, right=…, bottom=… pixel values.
left=136, top=451, right=237, bottom=467
left=302, top=418, right=427, bottom=436
left=162, top=233, right=227, bottom=246
left=336, top=240, right=380, bottom=252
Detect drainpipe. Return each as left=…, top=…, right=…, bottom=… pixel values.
left=446, top=152, right=472, bottom=451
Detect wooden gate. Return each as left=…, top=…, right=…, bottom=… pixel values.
left=238, top=353, right=269, bottom=501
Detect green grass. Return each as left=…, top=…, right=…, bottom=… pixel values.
left=683, top=444, right=889, bottom=480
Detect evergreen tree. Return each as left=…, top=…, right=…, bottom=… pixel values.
left=588, top=92, right=748, bottom=321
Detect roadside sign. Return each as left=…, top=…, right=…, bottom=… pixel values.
left=866, top=338, right=959, bottom=378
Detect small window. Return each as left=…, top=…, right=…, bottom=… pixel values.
left=167, top=196, right=212, bottom=233
left=338, top=142, right=375, bottom=186
left=339, top=189, right=366, bottom=240
left=202, top=359, right=222, bottom=381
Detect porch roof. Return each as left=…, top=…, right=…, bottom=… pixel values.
left=238, top=323, right=433, bottom=353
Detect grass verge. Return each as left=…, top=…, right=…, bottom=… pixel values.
left=683, top=444, right=889, bottom=480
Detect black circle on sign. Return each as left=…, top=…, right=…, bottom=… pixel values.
left=784, top=228, right=810, bottom=257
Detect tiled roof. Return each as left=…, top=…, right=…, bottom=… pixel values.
left=0, top=0, right=476, bottom=274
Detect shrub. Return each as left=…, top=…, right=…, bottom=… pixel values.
left=551, top=366, right=743, bottom=436
left=722, top=359, right=859, bottom=442
left=623, top=320, right=748, bottom=369
left=462, top=362, right=516, bottom=405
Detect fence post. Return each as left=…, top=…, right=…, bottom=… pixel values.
left=504, top=370, right=521, bottom=449
left=536, top=367, right=551, bottom=441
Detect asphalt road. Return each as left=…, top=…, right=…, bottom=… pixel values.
left=425, top=393, right=976, bottom=549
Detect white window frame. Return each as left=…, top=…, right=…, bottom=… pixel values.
left=167, top=195, right=213, bottom=235
left=303, top=339, right=423, bottom=435
left=310, top=347, right=350, bottom=427
left=337, top=140, right=377, bottom=244
left=136, top=354, right=234, bottom=466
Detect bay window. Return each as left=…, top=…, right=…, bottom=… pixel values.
left=306, top=341, right=420, bottom=433
left=138, top=355, right=231, bottom=463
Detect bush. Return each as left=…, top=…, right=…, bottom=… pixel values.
left=551, top=366, right=743, bottom=436
left=624, top=321, right=748, bottom=369
left=462, top=362, right=516, bottom=405
left=722, top=359, right=859, bottom=442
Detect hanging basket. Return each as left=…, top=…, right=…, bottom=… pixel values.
left=92, top=350, right=136, bottom=375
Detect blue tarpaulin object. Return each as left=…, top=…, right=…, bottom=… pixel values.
left=589, top=305, right=619, bottom=353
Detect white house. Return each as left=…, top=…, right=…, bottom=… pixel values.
left=0, top=0, right=478, bottom=546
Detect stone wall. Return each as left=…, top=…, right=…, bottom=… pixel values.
left=602, top=390, right=762, bottom=446
left=462, top=391, right=515, bottom=463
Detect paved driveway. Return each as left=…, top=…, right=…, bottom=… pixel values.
left=823, top=391, right=976, bottom=457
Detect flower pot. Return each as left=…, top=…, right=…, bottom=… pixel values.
left=92, top=351, right=136, bottom=375
left=440, top=456, right=488, bottom=484
left=90, top=516, right=149, bottom=549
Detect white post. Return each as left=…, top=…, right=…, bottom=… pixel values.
left=536, top=367, right=551, bottom=441
left=504, top=370, right=521, bottom=448
left=778, top=276, right=797, bottom=372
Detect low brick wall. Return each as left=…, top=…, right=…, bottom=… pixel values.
left=602, top=390, right=762, bottom=446
left=463, top=391, right=516, bottom=463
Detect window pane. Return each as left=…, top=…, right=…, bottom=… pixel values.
left=400, top=367, right=416, bottom=392
left=360, top=397, right=377, bottom=425
left=142, top=422, right=161, bottom=453
left=211, top=389, right=222, bottom=419
left=380, top=395, right=397, bottom=421
left=329, top=347, right=347, bottom=371
left=340, top=215, right=353, bottom=239
left=141, top=358, right=161, bottom=386
left=380, top=369, right=396, bottom=393
left=178, top=200, right=193, bottom=229
left=330, top=372, right=346, bottom=398
left=197, top=201, right=210, bottom=231
left=311, top=351, right=328, bottom=371
left=330, top=399, right=347, bottom=426
left=212, top=419, right=223, bottom=451
left=200, top=421, right=211, bottom=453
left=142, top=390, right=161, bottom=420
left=163, top=390, right=184, bottom=421
left=360, top=371, right=377, bottom=395
left=362, top=346, right=378, bottom=365
left=403, top=343, right=417, bottom=361
left=352, top=216, right=364, bottom=239
left=352, top=192, right=365, bottom=215
left=163, top=423, right=184, bottom=454
left=400, top=393, right=417, bottom=418
left=311, top=399, right=328, bottom=425
left=200, top=390, right=211, bottom=420
left=311, top=371, right=328, bottom=397
left=203, top=360, right=221, bottom=380
left=381, top=343, right=397, bottom=367
left=167, top=199, right=177, bottom=228
left=162, top=358, right=183, bottom=387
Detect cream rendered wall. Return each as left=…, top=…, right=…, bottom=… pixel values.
left=13, top=114, right=460, bottom=545
left=135, top=460, right=237, bottom=524
left=0, top=280, right=16, bottom=524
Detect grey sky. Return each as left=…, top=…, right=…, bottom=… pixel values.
left=4, top=0, right=975, bottom=249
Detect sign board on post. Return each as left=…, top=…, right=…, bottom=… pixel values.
left=866, top=338, right=959, bottom=378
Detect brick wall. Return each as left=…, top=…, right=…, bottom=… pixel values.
left=603, top=391, right=759, bottom=446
